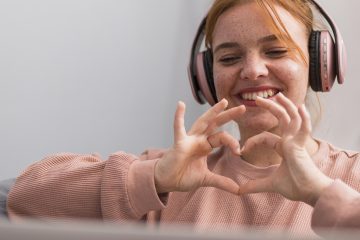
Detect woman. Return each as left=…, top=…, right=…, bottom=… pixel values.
left=7, top=0, right=360, bottom=237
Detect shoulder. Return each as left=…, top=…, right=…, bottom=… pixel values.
left=327, top=142, right=359, bottom=160
left=315, top=139, right=359, bottom=163
left=317, top=139, right=360, bottom=191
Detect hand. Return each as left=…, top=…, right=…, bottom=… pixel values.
left=155, top=99, right=246, bottom=194
left=239, top=93, right=333, bottom=206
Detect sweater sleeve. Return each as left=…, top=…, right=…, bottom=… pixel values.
left=7, top=150, right=167, bottom=222
left=311, top=179, right=360, bottom=232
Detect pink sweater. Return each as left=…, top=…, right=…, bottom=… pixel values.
left=7, top=140, right=360, bottom=237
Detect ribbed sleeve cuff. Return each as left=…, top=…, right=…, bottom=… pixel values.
left=312, top=179, right=359, bottom=230
left=127, top=159, right=168, bottom=217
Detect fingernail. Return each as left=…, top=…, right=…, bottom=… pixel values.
left=302, top=104, right=310, bottom=114
left=236, top=146, right=241, bottom=155
left=237, top=188, right=243, bottom=195
left=255, top=96, right=267, bottom=102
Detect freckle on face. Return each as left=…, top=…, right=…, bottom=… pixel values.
left=211, top=2, right=309, bottom=135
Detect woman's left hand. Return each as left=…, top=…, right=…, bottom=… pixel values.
left=239, top=93, right=333, bottom=206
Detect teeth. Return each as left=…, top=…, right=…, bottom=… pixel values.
left=251, top=93, right=257, bottom=100
left=267, top=89, right=274, bottom=97
left=241, top=90, right=277, bottom=100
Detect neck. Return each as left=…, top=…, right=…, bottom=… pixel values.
left=239, top=130, right=319, bottom=167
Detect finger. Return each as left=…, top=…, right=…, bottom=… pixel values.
left=275, top=93, right=301, bottom=133
left=207, top=131, right=241, bottom=155
left=188, top=98, right=228, bottom=135
left=206, top=105, right=246, bottom=134
left=241, top=131, right=281, bottom=155
left=174, top=101, right=187, bottom=142
left=297, top=104, right=312, bottom=143
left=275, top=92, right=299, bottom=120
left=238, top=177, right=273, bottom=195
left=203, top=172, right=240, bottom=195
left=298, top=104, right=312, bottom=132
left=255, top=97, right=290, bottom=132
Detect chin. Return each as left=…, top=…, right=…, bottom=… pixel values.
left=237, top=111, right=279, bottom=135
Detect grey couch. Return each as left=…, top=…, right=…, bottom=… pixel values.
left=0, top=178, right=15, bottom=219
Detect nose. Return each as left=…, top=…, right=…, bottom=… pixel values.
left=239, top=53, right=269, bottom=81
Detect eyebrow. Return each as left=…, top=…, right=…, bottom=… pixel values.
left=213, top=34, right=279, bottom=54
left=258, top=34, right=278, bottom=43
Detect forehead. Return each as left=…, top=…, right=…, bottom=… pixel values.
left=212, top=2, right=307, bottom=47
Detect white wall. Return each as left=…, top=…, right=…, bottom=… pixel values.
left=0, top=0, right=359, bottom=179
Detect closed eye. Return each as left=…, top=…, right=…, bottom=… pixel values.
left=218, top=55, right=242, bottom=65
left=266, top=49, right=288, bottom=58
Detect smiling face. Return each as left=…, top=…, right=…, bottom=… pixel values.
left=212, top=2, right=310, bottom=138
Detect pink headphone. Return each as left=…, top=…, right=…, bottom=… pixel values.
left=188, top=0, right=347, bottom=106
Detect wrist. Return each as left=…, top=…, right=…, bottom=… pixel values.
left=154, top=158, right=172, bottom=193
left=306, top=176, right=334, bottom=207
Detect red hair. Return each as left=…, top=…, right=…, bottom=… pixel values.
left=205, top=0, right=314, bottom=64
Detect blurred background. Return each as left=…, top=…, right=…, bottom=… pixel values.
left=0, top=0, right=359, bottom=179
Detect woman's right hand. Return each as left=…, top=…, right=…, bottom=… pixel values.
left=154, top=99, right=246, bottom=194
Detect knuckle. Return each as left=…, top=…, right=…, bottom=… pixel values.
left=278, top=108, right=288, bottom=117
left=218, top=130, right=227, bottom=136
left=280, top=115, right=291, bottom=124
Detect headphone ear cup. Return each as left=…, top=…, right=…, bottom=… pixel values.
left=309, top=31, right=322, bottom=91
left=203, top=50, right=218, bottom=104
left=309, top=30, right=336, bottom=92
left=193, top=51, right=217, bottom=106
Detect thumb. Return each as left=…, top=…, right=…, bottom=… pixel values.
left=238, top=177, right=274, bottom=195
left=203, top=172, right=240, bottom=195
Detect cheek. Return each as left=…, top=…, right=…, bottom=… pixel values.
left=214, top=78, right=226, bottom=99
left=213, top=67, right=237, bottom=99
left=275, top=61, right=309, bottom=95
